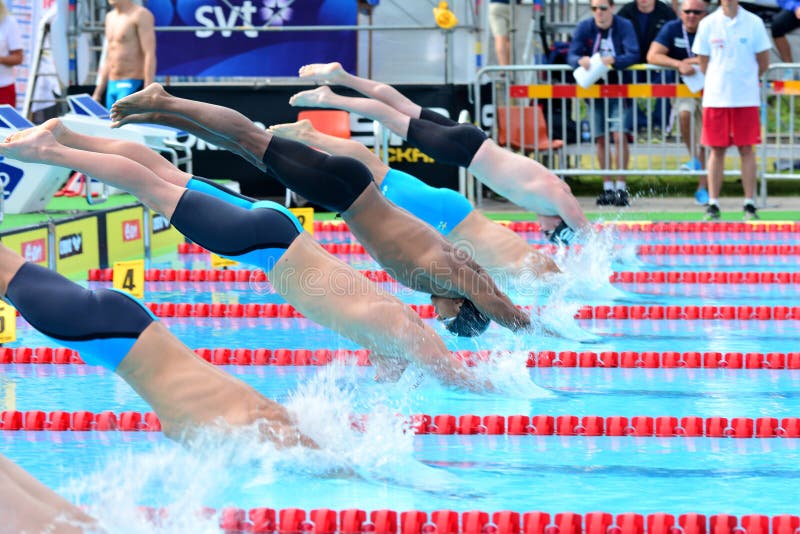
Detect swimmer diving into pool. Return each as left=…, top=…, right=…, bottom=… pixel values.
left=285, top=62, right=590, bottom=244
left=0, top=453, right=96, bottom=533
left=107, top=84, right=531, bottom=336
left=267, top=118, right=561, bottom=286
left=0, top=241, right=315, bottom=448
left=0, top=121, right=494, bottom=389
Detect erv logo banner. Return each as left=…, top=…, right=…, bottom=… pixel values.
left=58, top=233, right=83, bottom=259
left=148, top=0, right=356, bottom=76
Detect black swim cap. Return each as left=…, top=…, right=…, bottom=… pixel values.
left=544, top=221, right=576, bottom=245
left=444, top=299, right=491, bottom=337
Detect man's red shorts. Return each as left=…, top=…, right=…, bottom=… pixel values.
left=701, top=106, right=760, bottom=148
left=0, top=84, right=15, bottom=108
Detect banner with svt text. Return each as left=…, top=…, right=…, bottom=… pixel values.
left=149, top=0, right=357, bottom=77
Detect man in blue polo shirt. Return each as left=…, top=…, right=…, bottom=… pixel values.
left=647, top=0, right=710, bottom=205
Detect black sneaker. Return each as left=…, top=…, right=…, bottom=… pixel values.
left=614, top=189, right=630, bottom=207
left=705, top=203, right=721, bottom=220
left=743, top=203, right=760, bottom=220
left=596, top=190, right=617, bottom=206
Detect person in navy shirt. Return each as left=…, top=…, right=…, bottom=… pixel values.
left=648, top=0, right=710, bottom=205
left=772, top=0, right=800, bottom=65
left=568, top=0, right=639, bottom=207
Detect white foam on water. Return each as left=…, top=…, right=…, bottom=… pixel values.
left=59, top=365, right=470, bottom=532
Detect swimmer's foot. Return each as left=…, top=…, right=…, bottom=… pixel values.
left=110, top=83, right=170, bottom=123
left=289, top=86, right=336, bottom=108
left=268, top=119, right=316, bottom=142
left=298, top=62, right=347, bottom=84
left=0, top=127, right=58, bottom=162
left=110, top=111, right=166, bottom=129
left=40, top=118, right=69, bottom=142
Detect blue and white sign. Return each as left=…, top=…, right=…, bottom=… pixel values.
left=148, top=0, right=357, bottom=76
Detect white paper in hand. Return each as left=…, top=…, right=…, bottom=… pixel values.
left=681, top=65, right=705, bottom=94
left=574, top=53, right=611, bottom=89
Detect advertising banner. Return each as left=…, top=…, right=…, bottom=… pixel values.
left=106, top=206, right=145, bottom=264
left=149, top=211, right=184, bottom=254
left=149, top=0, right=357, bottom=76
left=54, top=217, right=99, bottom=276
left=1, top=227, right=48, bottom=265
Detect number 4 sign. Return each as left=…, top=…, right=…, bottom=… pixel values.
left=113, top=259, right=145, bottom=299
left=0, top=303, right=16, bottom=343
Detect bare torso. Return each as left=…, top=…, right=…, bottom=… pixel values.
left=104, top=6, right=150, bottom=80
left=341, top=184, right=462, bottom=297
left=449, top=211, right=560, bottom=279
left=468, top=140, right=562, bottom=216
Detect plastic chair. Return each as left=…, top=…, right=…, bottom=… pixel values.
left=496, top=105, right=563, bottom=168
left=285, top=110, right=351, bottom=206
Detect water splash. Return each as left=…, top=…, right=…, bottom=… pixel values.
left=59, top=366, right=468, bottom=531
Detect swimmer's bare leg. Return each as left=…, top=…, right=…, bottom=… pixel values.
left=41, top=118, right=192, bottom=187
left=299, top=62, right=423, bottom=119
left=290, top=87, right=412, bottom=139
left=1, top=128, right=184, bottom=219
left=0, top=453, right=97, bottom=533
left=268, top=120, right=390, bottom=185
left=112, top=110, right=266, bottom=172
left=110, top=83, right=270, bottom=167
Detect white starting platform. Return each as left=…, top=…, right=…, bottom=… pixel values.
left=0, top=105, right=71, bottom=214
left=60, top=94, right=193, bottom=174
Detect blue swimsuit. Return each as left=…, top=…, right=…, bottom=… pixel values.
left=380, top=168, right=473, bottom=235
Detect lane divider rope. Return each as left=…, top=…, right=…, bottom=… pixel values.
left=309, top=220, right=800, bottom=234
left=53, top=302, right=800, bottom=320
left=213, top=508, right=800, bottom=534
left=6, top=346, right=800, bottom=370
left=3, top=409, right=800, bottom=438
left=88, top=268, right=800, bottom=286
left=176, top=242, right=800, bottom=257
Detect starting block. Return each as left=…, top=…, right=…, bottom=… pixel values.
left=0, top=105, right=71, bottom=214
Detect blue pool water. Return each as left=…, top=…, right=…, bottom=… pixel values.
left=2, top=231, right=800, bottom=527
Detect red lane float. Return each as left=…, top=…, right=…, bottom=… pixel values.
left=147, top=506, right=800, bottom=534
left=28, top=301, right=799, bottom=321
left=88, top=268, right=396, bottom=284
left=177, top=241, right=800, bottom=257
left=90, top=268, right=800, bottom=286
left=2, top=410, right=799, bottom=438
left=7, top=347, right=800, bottom=370
left=309, top=220, right=800, bottom=234
left=611, top=271, right=800, bottom=285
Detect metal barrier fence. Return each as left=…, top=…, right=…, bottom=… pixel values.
left=469, top=64, right=800, bottom=205
left=760, top=63, right=800, bottom=206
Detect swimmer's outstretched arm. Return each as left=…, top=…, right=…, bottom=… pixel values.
left=0, top=453, right=98, bottom=533
left=435, top=257, right=532, bottom=332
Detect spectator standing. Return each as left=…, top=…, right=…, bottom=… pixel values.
left=93, top=0, right=156, bottom=109
left=771, top=0, right=800, bottom=67
left=618, top=0, right=676, bottom=133
left=568, top=0, right=639, bottom=206
left=489, top=0, right=514, bottom=66
left=0, top=0, right=22, bottom=108
left=647, top=0, right=709, bottom=205
left=692, top=0, right=770, bottom=220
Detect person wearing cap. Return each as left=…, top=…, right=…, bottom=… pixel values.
left=568, top=0, right=640, bottom=207
left=646, top=0, right=710, bottom=206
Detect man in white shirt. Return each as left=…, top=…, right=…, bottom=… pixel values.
left=692, top=0, right=770, bottom=220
